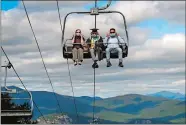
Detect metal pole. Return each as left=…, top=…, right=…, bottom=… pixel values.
left=95, top=0, right=97, bottom=28
left=4, top=66, right=11, bottom=91
left=93, top=1, right=97, bottom=124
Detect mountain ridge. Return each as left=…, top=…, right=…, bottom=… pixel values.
left=147, top=91, right=185, bottom=101
left=1, top=86, right=185, bottom=124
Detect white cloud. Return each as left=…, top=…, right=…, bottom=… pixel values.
left=128, top=33, right=185, bottom=62
left=112, top=1, right=185, bottom=25
left=172, top=80, right=185, bottom=86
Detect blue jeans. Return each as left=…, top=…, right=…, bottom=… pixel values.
left=106, top=47, right=123, bottom=62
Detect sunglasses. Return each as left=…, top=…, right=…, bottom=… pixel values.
left=76, top=32, right=81, bottom=33
left=92, top=32, right=97, bottom=34
left=110, top=32, right=115, bottom=33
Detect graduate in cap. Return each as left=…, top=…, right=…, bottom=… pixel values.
left=86, top=28, right=104, bottom=68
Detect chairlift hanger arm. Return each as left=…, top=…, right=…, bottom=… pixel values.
left=1, top=47, right=34, bottom=114
left=4, top=66, right=12, bottom=91
left=98, top=0, right=111, bottom=10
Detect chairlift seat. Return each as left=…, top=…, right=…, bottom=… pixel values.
left=63, top=38, right=128, bottom=59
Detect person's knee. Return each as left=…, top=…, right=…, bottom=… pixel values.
left=98, top=47, right=102, bottom=51
left=73, top=48, right=77, bottom=52
left=118, top=48, right=122, bottom=53
left=79, top=48, right=83, bottom=52
left=106, top=48, right=110, bottom=52
left=90, top=49, right=94, bottom=53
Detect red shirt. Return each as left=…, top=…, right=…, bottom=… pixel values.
left=74, top=36, right=81, bottom=43
left=73, top=36, right=85, bottom=49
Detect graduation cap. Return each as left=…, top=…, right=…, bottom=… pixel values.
left=90, top=28, right=99, bottom=33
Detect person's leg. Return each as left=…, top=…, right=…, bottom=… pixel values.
left=95, top=51, right=99, bottom=61
left=106, top=48, right=111, bottom=62
left=97, top=47, right=103, bottom=61
left=116, top=47, right=124, bottom=67
left=90, top=48, right=99, bottom=68
left=77, top=48, right=83, bottom=64
left=90, top=48, right=96, bottom=61
left=72, top=48, right=78, bottom=65
left=106, top=47, right=112, bottom=67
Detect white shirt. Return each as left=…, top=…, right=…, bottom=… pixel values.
left=104, top=36, right=126, bottom=48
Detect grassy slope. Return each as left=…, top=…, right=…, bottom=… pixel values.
left=85, top=94, right=186, bottom=123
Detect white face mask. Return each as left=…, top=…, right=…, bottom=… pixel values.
left=92, top=34, right=97, bottom=38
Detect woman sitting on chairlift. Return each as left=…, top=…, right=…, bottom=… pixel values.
left=72, top=29, right=85, bottom=66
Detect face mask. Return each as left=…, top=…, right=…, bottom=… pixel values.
left=110, top=33, right=116, bottom=37
left=92, top=34, right=97, bottom=38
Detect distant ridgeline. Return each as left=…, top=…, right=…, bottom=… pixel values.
left=1, top=86, right=186, bottom=124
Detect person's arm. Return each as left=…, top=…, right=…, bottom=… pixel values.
left=118, top=36, right=125, bottom=44
left=103, top=36, right=108, bottom=46
left=86, top=38, right=91, bottom=44
left=118, top=36, right=127, bottom=49
left=99, top=36, right=103, bottom=43
left=71, top=35, right=75, bottom=44
left=86, top=38, right=91, bottom=48
left=81, top=35, right=85, bottom=45
left=99, top=36, right=104, bottom=47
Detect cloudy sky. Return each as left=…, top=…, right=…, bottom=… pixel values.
left=1, top=1, right=185, bottom=98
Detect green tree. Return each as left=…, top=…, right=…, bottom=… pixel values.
left=1, top=93, right=37, bottom=124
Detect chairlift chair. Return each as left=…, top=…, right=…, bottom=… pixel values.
left=62, top=1, right=129, bottom=59
left=1, top=62, right=34, bottom=117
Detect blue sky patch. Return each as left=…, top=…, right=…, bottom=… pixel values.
left=136, top=18, right=185, bottom=39
left=1, top=0, right=19, bottom=11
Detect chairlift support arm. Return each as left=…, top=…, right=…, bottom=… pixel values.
left=1, top=62, right=12, bottom=91
left=1, top=61, right=34, bottom=115
left=97, top=0, right=112, bottom=10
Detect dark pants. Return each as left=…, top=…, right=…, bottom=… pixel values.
left=90, top=47, right=103, bottom=61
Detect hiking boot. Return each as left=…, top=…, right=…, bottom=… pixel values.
left=78, top=62, right=81, bottom=65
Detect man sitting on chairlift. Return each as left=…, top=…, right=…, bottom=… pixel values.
left=86, top=28, right=104, bottom=68
left=104, top=28, right=126, bottom=67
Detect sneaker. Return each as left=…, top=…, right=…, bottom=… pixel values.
left=95, top=63, right=99, bottom=68
left=107, top=61, right=112, bottom=67
left=74, top=62, right=77, bottom=66
left=118, top=62, right=124, bottom=67
left=92, top=62, right=99, bottom=68
left=78, top=62, right=81, bottom=65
